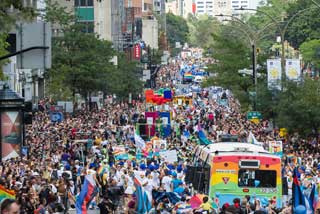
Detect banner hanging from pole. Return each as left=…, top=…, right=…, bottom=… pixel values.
left=267, top=59, right=281, bottom=90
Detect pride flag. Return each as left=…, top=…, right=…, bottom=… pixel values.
left=134, top=177, right=152, bottom=214
left=293, top=167, right=305, bottom=208
left=0, top=185, right=15, bottom=201
left=97, top=166, right=107, bottom=177
left=76, top=174, right=97, bottom=214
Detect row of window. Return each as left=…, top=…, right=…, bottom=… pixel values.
left=75, top=0, right=94, bottom=7
left=232, top=1, right=248, bottom=3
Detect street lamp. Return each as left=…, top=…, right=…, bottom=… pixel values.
left=236, top=6, right=318, bottom=90
left=216, top=14, right=276, bottom=110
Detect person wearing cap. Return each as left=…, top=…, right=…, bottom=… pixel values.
left=162, top=170, right=172, bottom=193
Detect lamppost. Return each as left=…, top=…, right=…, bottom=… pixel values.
left=236, top=6, right=318, bottom=90
left=216, top=14, right=277, bottom=110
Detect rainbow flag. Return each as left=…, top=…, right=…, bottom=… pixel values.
left=0, top=185, right=15, bottom=201
left=97, top=166, right=107, bottom=177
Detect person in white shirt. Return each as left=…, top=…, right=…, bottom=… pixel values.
left=161, top=171, right=172, bottom=192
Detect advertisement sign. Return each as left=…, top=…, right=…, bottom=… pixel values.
left=268, top=141, right=283, bottom=157
left=134, top=44, right=141, bottom=59
left=159, top=150, right=178, bottom=163
left=1, top=112, right=21, bottom=161
left=267, top=59, right=281, bottom=90
left=286, top=59, right=301, bottom=81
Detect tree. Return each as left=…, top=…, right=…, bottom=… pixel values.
left=300, top=39, right=320, bottom=70
left=188, top=15, right=219, bottom=49
left=166, top=13, right=189, bottom=49
left=204, top=26, right=253, bottom=110
left=48, top=23, right=116, bottom=102
left=0, top=0, right=35, bottom=79
left=108, top=55, right=143, bottom=100
left=0, top=0, right=35, bottom=33
left=276, top=78, right=320, bottom=136
left=284, top=0, right=320, bottom=49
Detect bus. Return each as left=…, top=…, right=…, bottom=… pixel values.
left=186, top=142, right=282, bottom=209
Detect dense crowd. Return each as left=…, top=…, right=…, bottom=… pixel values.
left=0, top=58, right=319, bottom=214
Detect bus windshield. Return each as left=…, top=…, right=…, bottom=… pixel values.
left=238, top=169, right=277, bottom=188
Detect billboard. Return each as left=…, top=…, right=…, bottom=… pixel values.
left=286, top=59, right=301, bottom=81
left=267, top=59, right=281, bottom=90
left=1, top=111, right=22, bottom=161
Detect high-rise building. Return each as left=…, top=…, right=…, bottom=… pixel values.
left=195, top=0, right=214, bottom=16
left=231, top=0, right=266, bottom=14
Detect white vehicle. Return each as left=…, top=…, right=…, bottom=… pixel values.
left=193, top=75, right=204, bottom=83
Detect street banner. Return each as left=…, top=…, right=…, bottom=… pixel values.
left=286, top=59, right=301, bottom=81
left=267, top=59, right=281, bottom=90
left=268, top=141, right=283, bottom=157
left=134, top=44, right=141, bottom=59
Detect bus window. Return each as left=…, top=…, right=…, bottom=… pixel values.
left=238, top=169, right=276, bottom=188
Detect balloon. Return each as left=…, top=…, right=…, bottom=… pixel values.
left=254, top=180, right=260, bottom=187
left=215, top=192, right=220, bottom=197
left=295, top=205, right=306, bottom=214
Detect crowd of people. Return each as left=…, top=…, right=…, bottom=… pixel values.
left=0, top=57, right=319, bottom=214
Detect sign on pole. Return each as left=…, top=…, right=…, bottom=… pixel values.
left=267, top=59, right=281, bottom=90
left=16, top=21, right=52, bottom=69
left=134, top=44, right=141, bottom=59
left=286, top=59, right=301, bottom=81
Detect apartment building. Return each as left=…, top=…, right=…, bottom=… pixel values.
left=231, top=0, right=266, bottom=13
left=195, top=0, right=214, bottom=16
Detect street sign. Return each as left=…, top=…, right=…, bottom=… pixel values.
left=247, top=111, right=262, bottom=120
left=50, top=112, right=63, bottom=123
left=142, top=69, right=151, bottom=81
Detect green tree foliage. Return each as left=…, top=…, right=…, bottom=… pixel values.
left=42, top=0, right=74, bottom=27
left=276, top=78, right=320, bottom=136
left=0, top=0, right=35, bottom=33
left=300, top=39, right=320, bottom=69
left=48, top=23, right=116, bottom=101
left=285, top=0, right=320, bottom=49
left=166, top=13, right=189, bottom=48
left=0, top=0, right=35, bottom=80
left=0, top=34, right=9, bottom=80
left=188, top=15, right=219, bottom=49
left=204, top=26, right=253, bottom=110
left=108, top=55, right=143, bottom=100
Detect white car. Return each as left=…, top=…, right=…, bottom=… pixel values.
left=193, top=75, right=204, bottom=83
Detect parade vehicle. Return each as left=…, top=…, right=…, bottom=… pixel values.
left=186, top=142, right=282, bottom=209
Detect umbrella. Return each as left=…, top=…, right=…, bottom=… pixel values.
left=153, top=191, right=181, bottom=205
left=189, top=194, right=206, bottom=209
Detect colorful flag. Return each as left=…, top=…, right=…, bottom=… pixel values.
left=134, top=177, right=152, bottom=214
left=293, top=167, right=306, bottom=208
left=309, top=183, right=318, bottom=213
left=0, top=185, right=15, bottom=201
left=76, top=174, right=97, bottom=214
left=97, top=166, right=107, bottom=177
left=134, top=132, right=146, bottom=149
left=247, top=132, right=261, bottom=145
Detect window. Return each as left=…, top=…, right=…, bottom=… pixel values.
left=75, top=0, right=93, bottom=7
left=197, top=5, right=204, bottom=8
left=238, top=169, right=277, bottom=188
